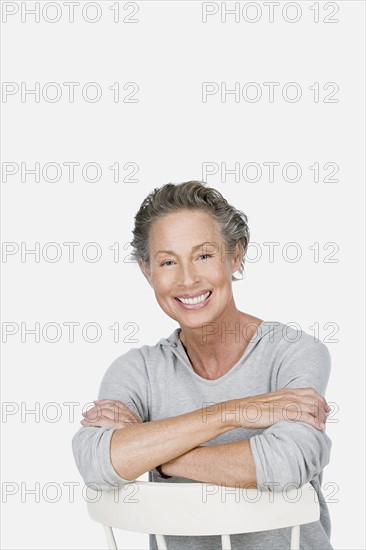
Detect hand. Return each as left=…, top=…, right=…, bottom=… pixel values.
left=223, top=387, right=331, bottom=431
left=81, top=399, right=143, bottom=429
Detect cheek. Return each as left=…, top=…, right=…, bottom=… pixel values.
left=151, top=272, right=174, bottom=293
left=208, top=262, right=232, bottom=282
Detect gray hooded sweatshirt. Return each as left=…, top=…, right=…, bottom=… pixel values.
left=72, top=320, right=333, bottom=549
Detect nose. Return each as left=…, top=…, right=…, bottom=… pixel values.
left=177, top=260, right=200, bottom=287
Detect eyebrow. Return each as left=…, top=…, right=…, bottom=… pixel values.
left=154, top=241, right=217, bottom=259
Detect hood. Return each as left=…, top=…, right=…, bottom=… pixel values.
left=156, top=321, right=275, bottom=371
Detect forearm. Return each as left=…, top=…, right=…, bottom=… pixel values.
left=110, top=386, right=325, bottom=483
left=111, top=401, right=238, bottom=481
left=161, top=439, right=257, bottom=488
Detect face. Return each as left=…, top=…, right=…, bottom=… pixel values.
left=140, top=209, right=242, bottom=330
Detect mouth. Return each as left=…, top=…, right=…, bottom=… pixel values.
left=175, top=290, right=212, bottom=308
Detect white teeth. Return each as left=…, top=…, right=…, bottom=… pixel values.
left=177, top=291, right=210, bottom=305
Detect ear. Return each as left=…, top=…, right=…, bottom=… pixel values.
left=231, top=242, right=243, bottom=273
left=139, top=260, right=153, bottom=287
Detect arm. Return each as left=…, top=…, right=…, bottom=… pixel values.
left=161, top=439, right=257, bottom=488
left=72, top=348, right=240, bottom=487
left=94, top=383, right=328, bottom=483
left=160, top=333, right=332, bottom=490
left=249, top=418, right=331, bottom=492
left=72, top=349, right=150, bottom=489
left=249, top=335, right=333, bottom=492
left=110, top=403, right=237, bottom=481
left=72, top=343, right=330, bottom=489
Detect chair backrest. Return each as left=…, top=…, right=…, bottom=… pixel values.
left=86, top=481, right=319, bottom=549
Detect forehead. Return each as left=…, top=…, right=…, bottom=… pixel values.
left=149, top=210, right=223, bottom=249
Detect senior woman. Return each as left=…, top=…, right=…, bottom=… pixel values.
left=72, top=181, right=333, bottom=550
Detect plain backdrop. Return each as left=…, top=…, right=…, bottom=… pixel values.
left=1, top=1, right=365, bottom=549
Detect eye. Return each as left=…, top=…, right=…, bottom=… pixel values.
left=161, top=260, right=175, bottom=267
left=198, top=254, right=212, bottom=261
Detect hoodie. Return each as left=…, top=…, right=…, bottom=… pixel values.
left=72, top=320, right=333, bottom=550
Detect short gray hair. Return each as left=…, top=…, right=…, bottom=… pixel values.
left=130, top=180, right=250, bottom=281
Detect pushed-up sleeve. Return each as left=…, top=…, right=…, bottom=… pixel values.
left=72, top=348, right=151, bottom=490
left=249, top=333, right=332, bottom=492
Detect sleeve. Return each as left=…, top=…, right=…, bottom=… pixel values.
left=71, top=348, right=151, bottom=490
left=249, top=333, right=332, bottom=492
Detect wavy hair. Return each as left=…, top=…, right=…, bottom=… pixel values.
left=130, top=180, right=250, bottom=281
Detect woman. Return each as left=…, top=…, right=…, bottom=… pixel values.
left=72, top=181, right=333, bottom=550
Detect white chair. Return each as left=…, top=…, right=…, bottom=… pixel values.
left=86, top=480, right=320, bottom=550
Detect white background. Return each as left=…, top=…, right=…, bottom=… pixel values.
left=1, top=1, right=365, bottom=549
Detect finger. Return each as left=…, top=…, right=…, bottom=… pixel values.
left=92, top=400, right=139, bottom=418
left=296, top=401, right=327, bottom=424
left=81, top=414, right=120, bottom=427
left=300, top=412, right=326, bottom=431
left=81, top=419, right=112, bottom=428
left=109, top=403, right=142, bottom=422
left=302, top=388, right=329, bottom=410
left=274, top=399, right=327, bottom=426
left=87, top=400, right=142, bottom=423
left=99, top=403, right=141, bottom=422
left=81, top=417, right=138, bottom=430
left=281, top=395, right=328, bottom=419
left=82, top=406, right=103, bottom=421
left=83, top=406, right=128, bottom=423
left=285, top=388, right=329, bottom=410
left=99, top=410, right=138, bottom=423
left=84, top=402, right=130, bottom=416
left=290, top=403, right=327, bottom=427
left=293, top=400, right=328, bottom=425
left=84, top=404, right=141, bottom=424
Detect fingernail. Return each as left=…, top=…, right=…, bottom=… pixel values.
left=320, top=422, right=326, bottom=430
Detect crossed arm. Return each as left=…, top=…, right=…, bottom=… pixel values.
left=159, top=439, right=257, bottom=488
left=75, top=388, right=330, bottom=490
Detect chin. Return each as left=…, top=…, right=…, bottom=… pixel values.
left=179, top=312, right=219, bottom=331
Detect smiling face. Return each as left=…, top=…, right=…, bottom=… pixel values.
left=140, top=209, right=242, bottom=331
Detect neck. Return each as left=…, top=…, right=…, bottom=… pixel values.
left=178, top=304, right=263, bottom=380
